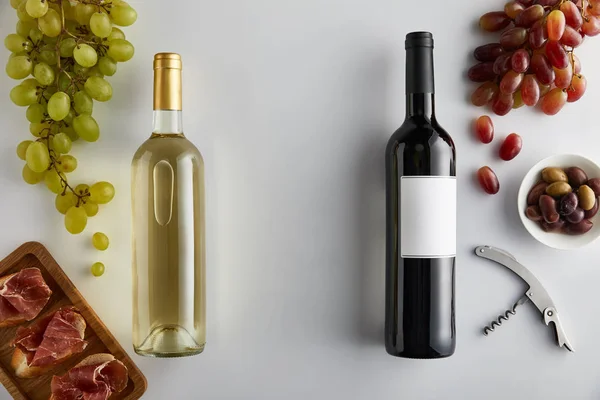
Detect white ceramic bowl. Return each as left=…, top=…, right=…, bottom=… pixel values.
left=517, top=154, right=600, bottom=250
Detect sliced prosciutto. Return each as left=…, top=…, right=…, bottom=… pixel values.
left=51, top=355, right=129, bottom=400
left=12, top=307, right=87, bottom=368
left=0, top=267, right=52, bottom=323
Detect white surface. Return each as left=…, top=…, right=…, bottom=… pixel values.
left=400, top=177, right=456, bottom=257
left=2, top=1, right=600, bottom=399
left=518, top=154, right=600, bottom=250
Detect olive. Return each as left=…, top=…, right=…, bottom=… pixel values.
left=526, top=205, right=543, bottom=221
left=566, top=167, right=588, bottom=188
left=540, top=219, right=566, bottom=233
left=546, top=181, right=572, bottom=198
left=566, top=208, right=585, bottom=224
left=586, top=178, right=600, bottom=197
left=559, top=192, right=578, bottom=216
left=585, top=198, right=599, bottom=219
left=527, top=181, right=548, bottom=206
left=542, top=167, right=568, bottom=184
left=566, top=219, right=593, bottom=235
left=539, top=195, right=559, bottom=224
left=577, top=185, right=596, bottom=211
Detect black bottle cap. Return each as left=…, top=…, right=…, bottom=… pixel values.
left=405, top=32, right=434, bottom=49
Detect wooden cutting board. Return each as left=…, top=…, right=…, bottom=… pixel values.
left=0, top=242, right=147, bottom=400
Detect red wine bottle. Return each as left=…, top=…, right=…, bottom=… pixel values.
left=385, top=32, right=457, bottom=359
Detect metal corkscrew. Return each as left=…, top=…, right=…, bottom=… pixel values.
left=483, top=295, right=529, bottom=335
left=475, top=245, right=574, bottom=352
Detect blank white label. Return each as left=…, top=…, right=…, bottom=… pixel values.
left=400, top=176, right=456, bottom=258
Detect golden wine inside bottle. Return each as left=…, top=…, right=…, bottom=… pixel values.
left=131, top=53, right=206, bottom=357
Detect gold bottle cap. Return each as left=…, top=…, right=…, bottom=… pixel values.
left=153, top=53, right=182, bottom=110
left=153, top=53, right=182, bottom=70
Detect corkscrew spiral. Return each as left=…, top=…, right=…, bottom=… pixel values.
left=483, top=299, right=522, bottom=336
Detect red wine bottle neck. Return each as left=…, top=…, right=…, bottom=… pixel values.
left=406, top=93, right=435, bottom=119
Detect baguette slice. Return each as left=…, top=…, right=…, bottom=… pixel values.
left=50, top=354, right=128, bottom=400
left=11, top=309, right=86, bottom=378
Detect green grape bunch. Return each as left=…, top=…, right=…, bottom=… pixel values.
left=5, top=0, right=137, bottom=237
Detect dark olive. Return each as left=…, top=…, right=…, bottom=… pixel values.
left=587, top=178, right=600, bottom=197
left=559, top=192, right=578, bottom=216
left=540, top=219, right=566, bottom=233
left=539, top=195, right=559, bottom=223
left=566, top=208, right=585, bottom=224
left=566, top=167, right=588, bottom=188
left=566, top=219, right=593, bottom=235
left=585, top=198, right=599, bottom=219
left=526, top=205, right=543, bottom=221
left=527, top=181, right=548, bottom=206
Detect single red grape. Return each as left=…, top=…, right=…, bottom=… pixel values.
left=554, top=64, right=573, bottom=89
left=471, top=82, right=499, bottom=106
left=491, top=91, right=514, bottom=115
left=515, top=5, right=544, bottom=27
left=500, top=27, right=528, bottom=50
left=546, top=40, right=569, bottom=69
left=477, top=166, right=500, bottom=195
left=547, top=10, right=566, bottom=41
left=468, top=62, right=496, bottom=82
left=499, top=133, right=523, bottom=161
left=541, top=87, right=568, bottom=115
left=474, top=115, right=494, bottom=144
left=505, top=1, right=525, bottom=19
left=511, top=49, right=530, bottom=73
left=493, top=53, right=513, bottom=75
left=480, top=12, right=511, bottom=32
left=474, top=43, right=504, bottom=62
left=560, top=25, right=583, bottom=47
left=582, top=16, right=600, bottom=36
left=530, top=53, right=555, bottom=85
left=567, top=74, right=587, bottom=102
left=521, top=74, right=540, bottom=106
left=500, top=70, right=524, bottom=94
left=561, top=1, right=583, bottom=29
left=529, top=19, right=548, bottom=49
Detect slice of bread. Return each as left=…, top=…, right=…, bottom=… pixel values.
left=0, top=272, right=28, bottom=328
left=48, top=354, right=117, bottom=400
left=11, top=311, right=86, bottom=378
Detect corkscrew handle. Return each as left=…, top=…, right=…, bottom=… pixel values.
left=483, top=295, right=529, bottom=336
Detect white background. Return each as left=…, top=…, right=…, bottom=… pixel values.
left=1, top=0, right=600, bottom=399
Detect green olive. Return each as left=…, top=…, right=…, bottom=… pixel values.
left=578, top=185, right=596, bottom=211
left=542, top=167, right=568, bottom=184
left=546, top=181, right=572, bottom=198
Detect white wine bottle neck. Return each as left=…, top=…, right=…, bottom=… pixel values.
left=152, top=110, right=183, bottom=134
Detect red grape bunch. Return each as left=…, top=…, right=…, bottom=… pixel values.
left=468, top=0, right=594, bottom=116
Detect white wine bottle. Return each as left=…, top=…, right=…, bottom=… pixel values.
left=131, top=53, right=206, bottom=357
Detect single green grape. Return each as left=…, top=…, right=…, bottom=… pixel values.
left=97, top=57, right=117, bottom=77
left=57, top=72, right=71, bottom=92
left=16, top=21, right=36, bottom=37
left=25, top=141, right=50, bottom=173
left=52, top=132, right=72, bottom=153
left=75, top=3, right=95, bottom=25
left=33, top=62, right=55, bottom=86
left=89, top=181, right=115, bottom=204
left=87, top=67, right=104, bottom=78
left=90, top=262, right=105, bottom=277
left=17, top=140, right=32, bottom=160
left=63, top=109, right=75, bottom=124
left=6, top=55, right=33, bottom=80
left=21, top=78, right=38, bottom=89
left=107, top=27, right=125, bottom=41
left=4, top=34, right=31, bottom=53
left=29, top=28, right=43, bottom=44
left=73, top=63, right=89, bottom=76
left=25, top=0, right=48, bottom=18
left=17, top=2, right=34, bottom=22
left=47, top=92, right=71, bottom=121
left=110, top=4, right=137, bottom=26
left=64, top=125, right=79, bottom=142
left=83, top=202, right=99, bottom=217
left=38, top=9, right=61, bottom=37
left=45, top=169, right=65, bottom=194
left=107, top=39, right=134, bottom=62
left=57, top=155, right=77, bottom=173
left=84, top=76, right=112, bottom=102
left=73, top=91, right=93, bottom=114
left=75, top=184, right=90, bottom=196
left=26, top=103, right=46, bottom=123
left=73, top=114, right=99, bottom=142
left=90, top=12, right=112, bottom=38
left=73, top=44, right=98, bottom=68
left=59, top=38, right=77, bottom=57
left=10, top=85, right=37, bottom=106
left=92, top=232, right=109, bottom=251
left=22, top=164, right=44, bottom=184
left=38, top=49, right=58, bottom=66
left=55, top=192, right=76, bottom=214
left=29, top=122, right=51, bottom=137
left=65, top=206, right=87, bottom=234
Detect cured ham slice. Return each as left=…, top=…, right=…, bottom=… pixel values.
left=11, top=307, right=87, bottom=378
left=50, top=354, right=129, bottom=400
left=0, top=267, right=52, bottom=327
